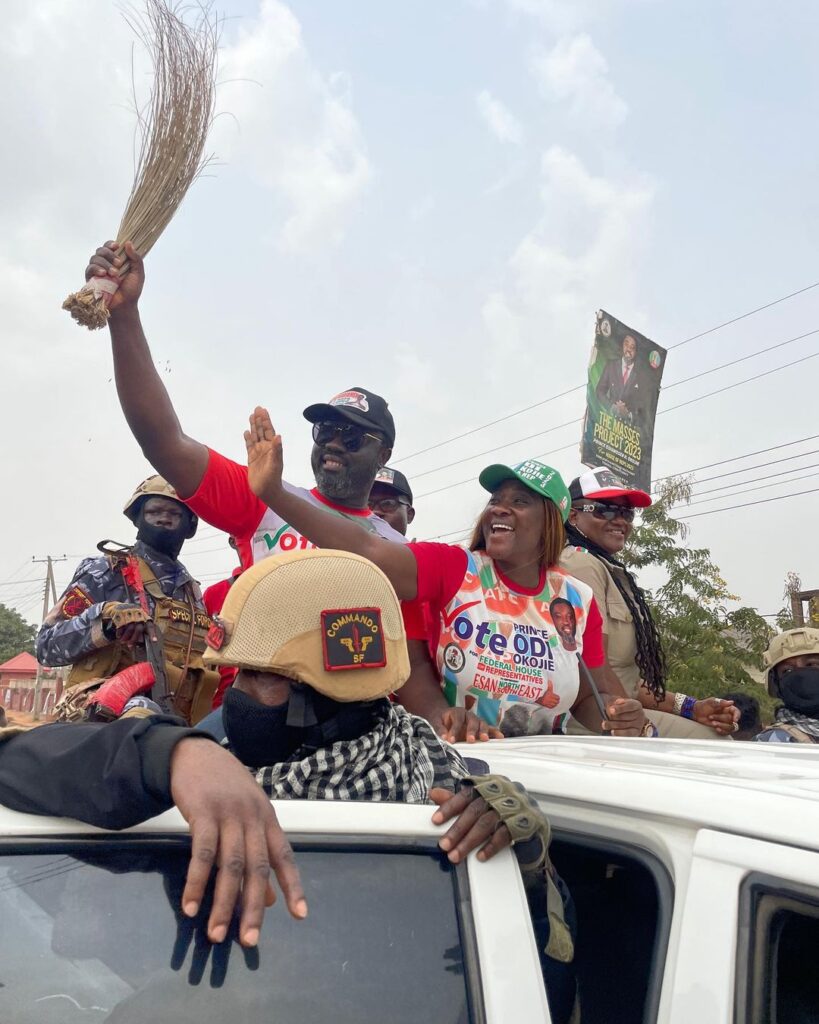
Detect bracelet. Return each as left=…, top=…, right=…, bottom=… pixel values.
left=673, top=692, right=696, bottom=716
left=680, top=695, right=697, bottom=720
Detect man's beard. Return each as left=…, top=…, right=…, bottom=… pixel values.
left=311, top=446, right=380, bottom=503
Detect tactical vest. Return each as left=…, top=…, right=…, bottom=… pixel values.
left=65, top=556, right=219, bottom=724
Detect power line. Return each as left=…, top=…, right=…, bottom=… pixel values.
left=660, top=349, right=819, bottom=416
left=410, top=330, right=819, bottom=483
left=683, top=485, right=819, bottom=520
left=0, top=575, right=44, bottom=590
left=685, top=460, right=819, bottom=499
left=653, top=432, right=819, bottom=484
left=423, top=435, right=819, bottom=539
left=687, top=449, right=819, bottom=488
left=394, top=281, right=819, bottom=465
left=684, top=468, right=819, bottom=508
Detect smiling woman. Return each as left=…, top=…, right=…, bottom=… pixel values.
left=561, top=468, right=738, bottom=739
left=244, top=408, right=653, bottom=739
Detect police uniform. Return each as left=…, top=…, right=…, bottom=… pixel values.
left=38, top=478, right=219, bottom=725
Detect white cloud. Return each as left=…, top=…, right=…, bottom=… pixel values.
left=482, top=145, right=654, bottom=365
left=532, top=33, right=628, bottom=128
left=216, top=0, right=372, bottom=251
left=476, top=89, right=524, bottom=144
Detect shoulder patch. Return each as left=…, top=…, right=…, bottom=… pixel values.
left=321, top=608, right=386, bottom=671
left=63, top=586, right=94, bottom=618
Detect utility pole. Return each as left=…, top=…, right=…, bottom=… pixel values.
left=31, top=555, right=67, bottom=721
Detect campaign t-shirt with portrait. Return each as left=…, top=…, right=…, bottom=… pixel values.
left=182, top=448, right=407, bottom=569
left=405, top=544, right=605, bottom=736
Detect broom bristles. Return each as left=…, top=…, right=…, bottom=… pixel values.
left=63, top=0, right=218, bottom=329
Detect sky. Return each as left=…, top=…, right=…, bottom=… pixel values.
left=2, top=0, right=819, bottom=628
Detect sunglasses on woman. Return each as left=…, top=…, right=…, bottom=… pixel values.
left=312, top=421, right=383, bottom=452
left=574, top=501, right=637, bottom=523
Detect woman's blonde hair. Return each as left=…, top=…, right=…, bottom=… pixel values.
left=468, top=493, right=565, bottom=567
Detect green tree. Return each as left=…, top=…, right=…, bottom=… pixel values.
left=775, top=571, right=801, bottom=632
left=0, top=603, right=37, bottom=663
left=622, top=477, right=776, bottom=718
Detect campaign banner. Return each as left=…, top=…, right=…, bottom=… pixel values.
left=580, top=310, right=666, bottom=492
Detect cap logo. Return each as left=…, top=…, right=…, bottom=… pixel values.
left=514, top=460, right=554, bottom=488
left=329, top=390, right=370, bottom=413
left=207, top=619, right=226, bottom=651
left=321, top=607, right=386, bottom=671
left=375, top=468, right=396, bottom=484
left=592, top=468, right=621, bottom=488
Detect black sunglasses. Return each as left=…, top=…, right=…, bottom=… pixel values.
left=574, top=501, right=636, bottom=523
left=368, top=496, right=410, bottom=513
left=312, top=421, right=382, bottom=452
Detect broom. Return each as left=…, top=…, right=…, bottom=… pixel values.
left=63, top=0, right=218, bottom=329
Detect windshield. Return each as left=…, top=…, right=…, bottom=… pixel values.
left=0, top=841, right=473, bottom=1024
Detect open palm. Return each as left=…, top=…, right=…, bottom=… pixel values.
left=244, top=406, right=284, bottom=500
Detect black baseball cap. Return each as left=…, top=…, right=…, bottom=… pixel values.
left=303, top=387, right=396, bottom=447
left=372, top=466, right=413, bottom=503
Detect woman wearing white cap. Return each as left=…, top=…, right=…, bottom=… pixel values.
left=561, top=468, right=738, bottom=738
left=243, top=409, right=654, bottom=739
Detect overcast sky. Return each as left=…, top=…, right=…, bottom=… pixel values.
left=2, top=0, right=818, bottom=627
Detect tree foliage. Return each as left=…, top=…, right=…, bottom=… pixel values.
left=0, top=603, right=37, bottom=664
left=621, top=477, right=776, bottom=717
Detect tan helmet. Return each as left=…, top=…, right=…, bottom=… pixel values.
left=204, top=549, right=410, bottom=701
left=123, top=475, right=197, bottom=536
left=763, top=627, right=819, bottom=689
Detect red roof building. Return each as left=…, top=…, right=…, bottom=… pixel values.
left=0, top=651, right=61, bottom=717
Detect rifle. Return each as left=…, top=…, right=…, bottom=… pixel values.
left=98, top=541, right=175, bottom=715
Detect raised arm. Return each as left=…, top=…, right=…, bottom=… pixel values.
left=244, top=407, right=420, bottom=599
left=86, top=241, right=208, bottom=496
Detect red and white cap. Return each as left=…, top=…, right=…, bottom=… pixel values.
left=568, top=467, right=652, bottom=508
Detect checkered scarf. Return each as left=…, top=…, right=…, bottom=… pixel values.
left=775, top=707, right=819, bottom=740
left=249, top=702, right=469, bottom=803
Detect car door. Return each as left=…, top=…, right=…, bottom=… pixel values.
left=668, top=829, right=819, bottom=1024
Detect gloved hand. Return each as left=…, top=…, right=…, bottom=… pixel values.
left=86, top=662, right=156, bottom=720
left=101, top=602, right=149, bottom=644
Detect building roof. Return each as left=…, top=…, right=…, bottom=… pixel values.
left=0, top=652, right=38, bottom=675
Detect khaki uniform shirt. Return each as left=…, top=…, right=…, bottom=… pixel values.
left=559, top=546, right=719, bottom=740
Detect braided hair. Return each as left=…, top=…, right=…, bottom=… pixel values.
left=564, top=520, right=667, bottom=702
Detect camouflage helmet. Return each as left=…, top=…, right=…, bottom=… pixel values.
left=763, top=628, right=819, bottom=690
left=123, top=475, right=198, bottom=537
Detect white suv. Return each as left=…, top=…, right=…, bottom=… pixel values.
left=1, top=735, right=818, bottom=1024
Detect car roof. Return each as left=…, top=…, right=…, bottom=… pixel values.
left=1, top=736, right=818, bottom=849
left=474, top=735, right=819, bottom=851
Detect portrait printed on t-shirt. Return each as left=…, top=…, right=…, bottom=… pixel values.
left=549, top=598, right=578, bottom=652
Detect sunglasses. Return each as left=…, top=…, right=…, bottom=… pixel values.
left=312, top=421, right=383, bottom=452
left=368, top=496, right=410, bottom=514
left=574, top=501, right=636, bottom=523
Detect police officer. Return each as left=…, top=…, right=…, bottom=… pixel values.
left=38, top=476, right=219, bottom=724
left=755, top=627, right=819, bottom=743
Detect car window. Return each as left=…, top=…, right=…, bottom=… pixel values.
left=736, top=875, right=819, bottom=1024
left=0, top=841, right=474, bottom=1024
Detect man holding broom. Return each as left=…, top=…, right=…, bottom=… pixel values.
left=83, top=241, right=494, bottom=740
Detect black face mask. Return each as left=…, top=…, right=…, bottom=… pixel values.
left=222, top=685, right=386, bottom=767
left=222, top=687, right=294, bottom=766
left=778, top=668, right=819, bottom=718
left=135, top=508, right=192, bottom=560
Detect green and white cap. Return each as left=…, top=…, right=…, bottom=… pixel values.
left=478, top=460, right=571, bottom=522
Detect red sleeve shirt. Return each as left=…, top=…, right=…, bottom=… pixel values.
left=181, top=449, right=266, bottom=570
left=403, top=541, right=605, bottom=667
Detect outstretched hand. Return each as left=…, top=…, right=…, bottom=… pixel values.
left=169, top=738, right=307, bottom=948
left=245, top=407, right=284, bottom=502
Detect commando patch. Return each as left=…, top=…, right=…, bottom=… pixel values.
left=321, top=607, right=385, bottom=671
